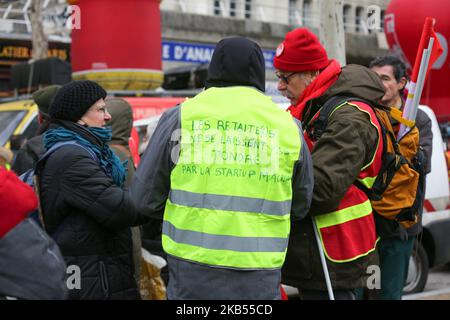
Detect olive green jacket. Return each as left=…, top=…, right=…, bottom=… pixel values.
left=282, top=64, right=385, bottom=291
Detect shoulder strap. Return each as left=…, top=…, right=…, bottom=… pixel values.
left=311, top=95, right=374, bottom=141
left=34, top=141, right=98, bottom=174
left=310, top=95, right=389, bottom=200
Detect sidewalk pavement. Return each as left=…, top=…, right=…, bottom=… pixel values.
left=403, top=287, right=450, bottom=300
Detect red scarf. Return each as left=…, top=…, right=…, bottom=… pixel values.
left=288, top=59, right=342, bottom=120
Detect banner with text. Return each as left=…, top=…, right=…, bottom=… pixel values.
left=162, top=40, right=275, bottom=69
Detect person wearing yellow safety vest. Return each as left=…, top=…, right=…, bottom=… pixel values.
left=274, top=28, right=386, bottom=300
left=131, top=37, right=314, bottom=300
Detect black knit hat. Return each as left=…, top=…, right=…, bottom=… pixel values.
left=49, top=80, right=107, bottom=122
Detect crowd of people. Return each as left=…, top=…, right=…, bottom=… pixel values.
left=0, top=27, right=432, bottom=300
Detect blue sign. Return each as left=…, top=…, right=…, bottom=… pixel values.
left=162, top=40, right=275, bottom=69
left=262, top=50, right=275, bottom=69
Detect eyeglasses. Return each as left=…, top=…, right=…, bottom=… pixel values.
left=275, top=72, right=298, bottom=84
left=97, top=106, right=107, bottom=113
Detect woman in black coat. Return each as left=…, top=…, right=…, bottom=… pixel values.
left=39, top=80, right=148, bottom=300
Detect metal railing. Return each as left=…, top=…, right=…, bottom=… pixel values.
left=0, top=0, right=71, bottom=38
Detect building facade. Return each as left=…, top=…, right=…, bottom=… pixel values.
left=159, top=0, right=390, bottom=77
left=0, top=0, right=391, bottom=92
left=160, top=0, right=390, bottom=33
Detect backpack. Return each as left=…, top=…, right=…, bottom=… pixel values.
left=19, top=141, right=98, bottom=229
left=306, top=95, right=425, bottom=229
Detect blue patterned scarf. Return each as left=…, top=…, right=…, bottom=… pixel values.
left=43, top=126, right=127, bottom=188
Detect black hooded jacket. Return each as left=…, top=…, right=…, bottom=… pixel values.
left=205, top=37, right=265, bottom=92
left=132, top=37, right=314, bottom=300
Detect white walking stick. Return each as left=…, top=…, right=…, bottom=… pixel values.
left=312, top=217, right=335, bottom=300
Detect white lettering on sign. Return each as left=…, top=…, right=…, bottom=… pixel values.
left=162, top=44, right=170, bottom=60
left=174, top=45, right=185, bottom=60
left=173, top=45, right=213, bottom=63
left=185, top=47, right=214, bottom=62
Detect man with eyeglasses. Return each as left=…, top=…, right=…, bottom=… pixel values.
left=274, top=28, right=386, bottom=300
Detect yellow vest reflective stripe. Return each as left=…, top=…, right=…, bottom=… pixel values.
left=356, top=176, right=377, bottom=189
left=169, top=189, right=292, bottom=216
left=306, top=100, right=382, bottom=263
left=162, top=86, right=302, bottom=269
left=315, top=199, right=372, bottom=228
left=163, top=221, right=288, bottom=252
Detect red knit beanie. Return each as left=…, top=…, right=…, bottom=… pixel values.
left=0, top=167, right=38, bottom=238
left=273, top=28, right=330, bottom=72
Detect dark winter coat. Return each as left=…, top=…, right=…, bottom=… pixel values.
left=39, top=120, right=148, bottom=300
left=0, top=219, right=68, bottom=300
left=282, top=64, right=385, bottom=291
left=11, top=135, right=45, bottom=176
left=0, top=167, right=67, bottom=300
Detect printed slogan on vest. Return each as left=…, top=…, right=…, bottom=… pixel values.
left=171, top=119, right=292, bottom=183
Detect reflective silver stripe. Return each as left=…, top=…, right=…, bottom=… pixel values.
left=163, top=221, right=288, bottom=252
left=169, top=189, right=291, bottom=216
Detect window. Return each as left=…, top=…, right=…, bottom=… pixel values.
left=0, top=110, right=26, bottom=146
left=245, top=0, right=251, bottom=19
left=289, top=0, right=298, bottom=25
left=214, top=0, right=221, bottom=16
left=230, top=0, right=236, bottom=17
left=381, top=10, right=385, bottom=30
left=355, top=6, right=365, bottom=33
left=343, top=4, right=351, bottom=31
left=302, top=0, right=311, bottom=26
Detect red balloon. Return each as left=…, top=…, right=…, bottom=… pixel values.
left=385, top=0, right=450, bottom=122
left=70, top=0, right=163, bottom=90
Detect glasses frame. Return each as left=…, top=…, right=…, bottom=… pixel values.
left=275, top=72, right=298, bottom=84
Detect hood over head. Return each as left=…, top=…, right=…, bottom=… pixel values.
left=32, top=85, right=61, bottom=118
left=206, top=37, right=265, bottom=92
left=318, top=64, right=385, bottom=106
left=105, top=98, right=133, bottom=147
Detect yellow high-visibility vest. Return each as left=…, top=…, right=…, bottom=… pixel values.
left=162, top=86, right=302, bottom=269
